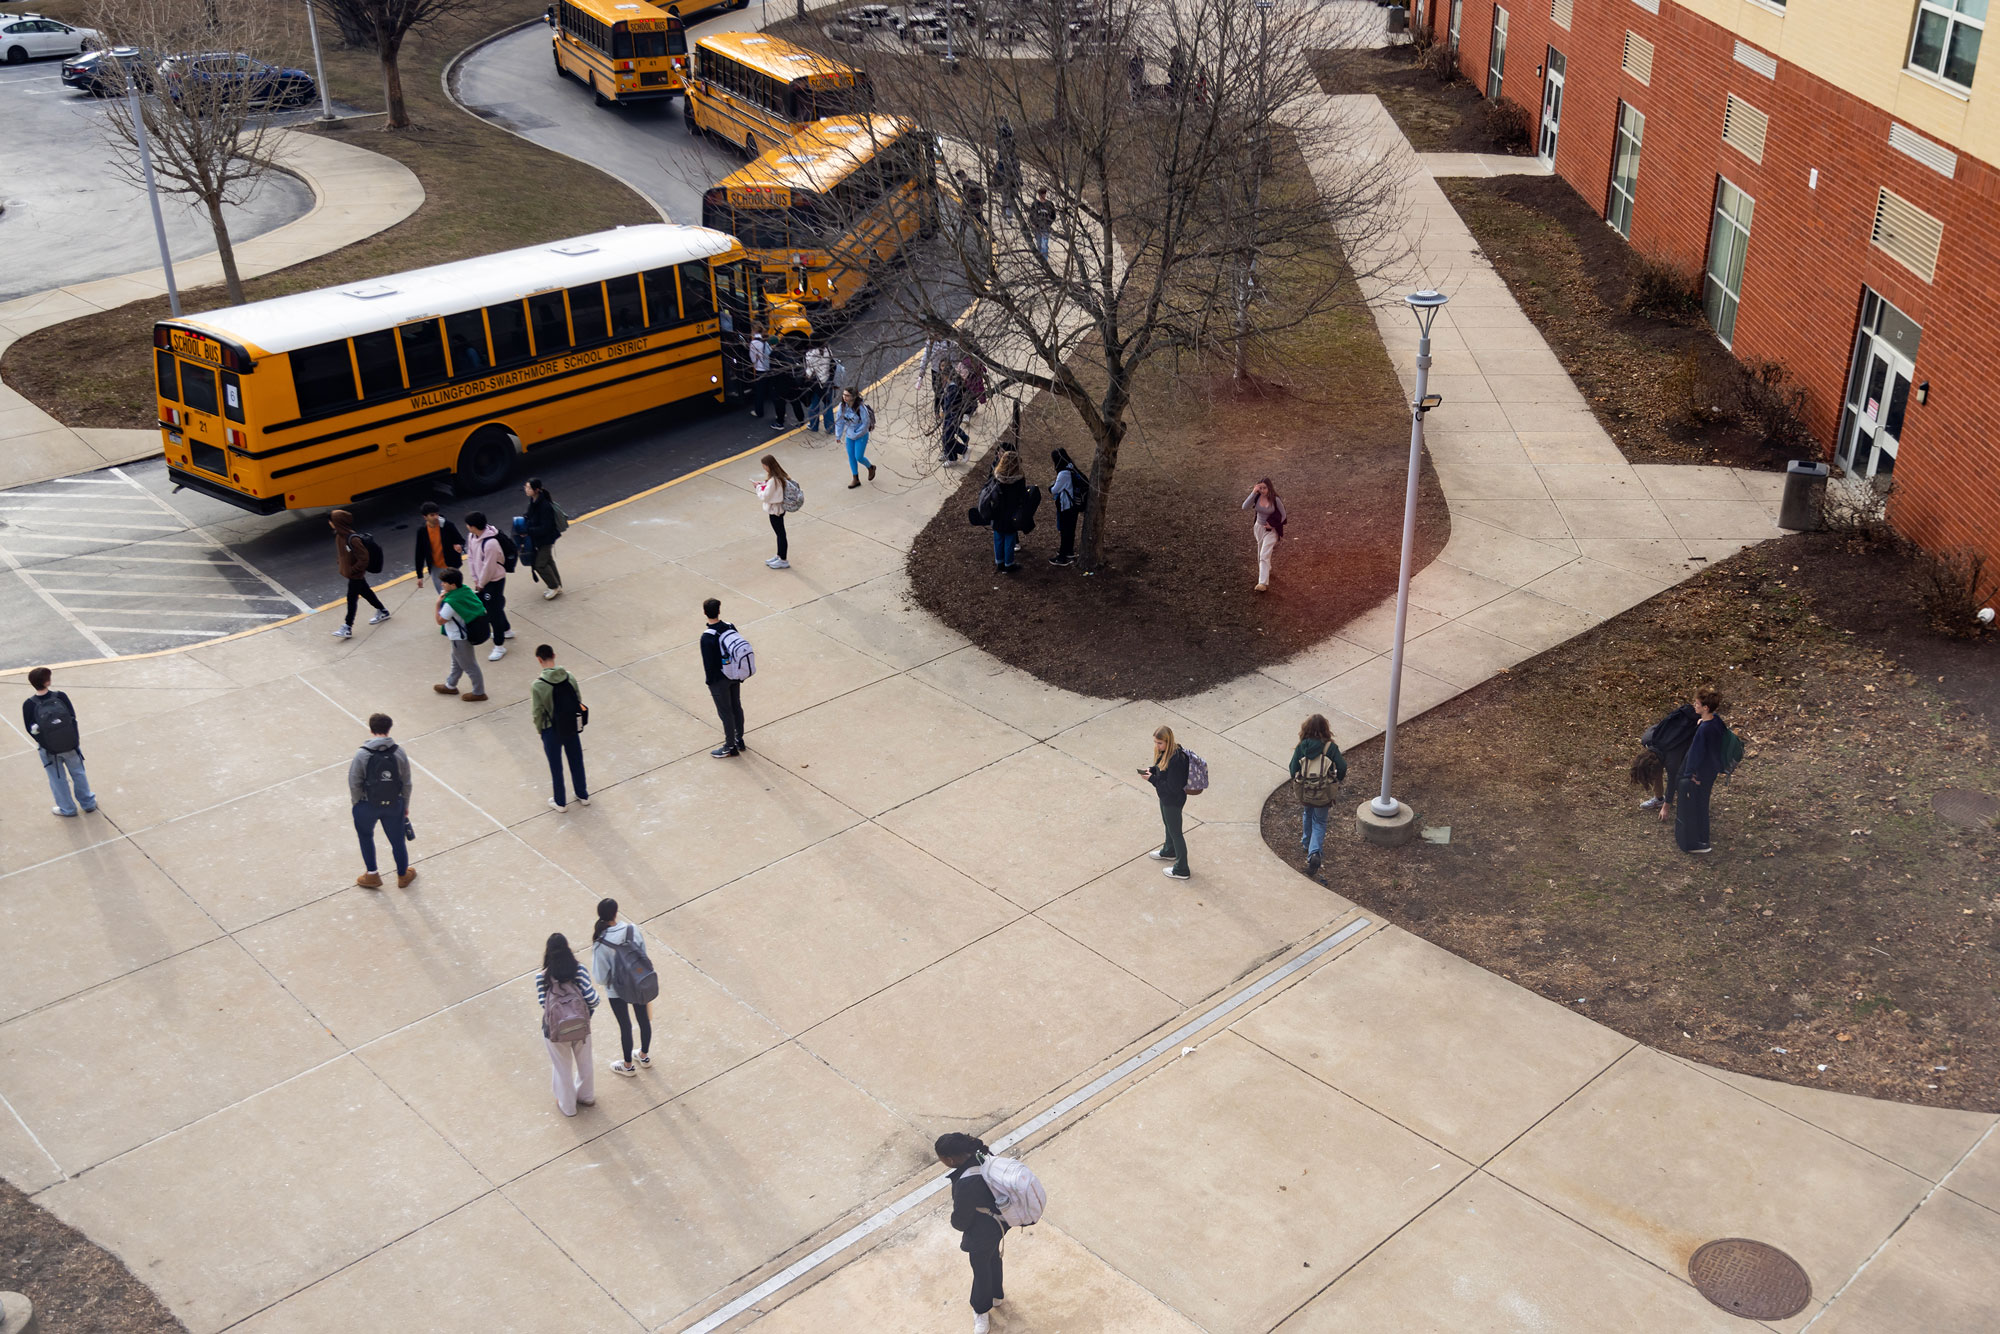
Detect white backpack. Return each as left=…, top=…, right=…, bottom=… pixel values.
left=717, top=626, right=756, bottom=681
left=972, top=1155, right=1046, bottom=1228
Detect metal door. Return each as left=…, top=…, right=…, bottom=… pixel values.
left=1837, top=289, right=1921, bottom=481
left=1539, top=47, right=1566, bottom=163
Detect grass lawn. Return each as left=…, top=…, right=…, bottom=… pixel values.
left=3, top=0, right=657, bottom=429
left=1264, top=529, right=2000, bottom=1111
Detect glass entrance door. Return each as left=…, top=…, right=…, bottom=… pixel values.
left=1487, top=8, right=1507, bottom=101
left=1539, top=47, right=1565, bottom=163
left=1837, top=290, right=1921, bottom=481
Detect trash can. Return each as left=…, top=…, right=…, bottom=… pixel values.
left=1387, top=4, right=1409, bottom=31
left=1778, top=459, right=1829, bottom=531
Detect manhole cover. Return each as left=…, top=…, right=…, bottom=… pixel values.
left=1688, top=1238, right=1812, bottom=1320
left=1933, top=788, right=1999, bottom=828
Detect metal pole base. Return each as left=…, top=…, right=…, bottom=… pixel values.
left=1356, top=798, right=1417, bottom=847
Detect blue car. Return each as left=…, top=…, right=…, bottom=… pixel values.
left=60, top=45, right=155, bottom=96
left=156, top=51, right=316, bottom=108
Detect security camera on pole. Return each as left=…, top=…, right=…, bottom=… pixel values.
left=1357, top=289, right=1448, bottom=847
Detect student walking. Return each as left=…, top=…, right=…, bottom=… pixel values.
left=1142, top=724, right=1191, bottom=879
left=22, top=666, right=96, bottom=817
left=432, top=569, right=490, bottom=702
left=348, top=712, right=415, bottom=889
left=803, top=341, right=839, bottom=433
left=1048, top=447, right=1086, bottom=566
left=921, top=334, right=957, bottom=411
left=747, top=326, right=773, bottom=419
left=531, top=644, right=589, bottom=811
left=1029, top=187, right=1056, bottom=259
left=701, top=597, right=747, bottom=757
left=939, top=369, right=971, bottom=463
left=834, top=387, right=876, bottom=487
left=1242, top=478, right=1286, bottom=592
left=1675, top=686, right=1728, bottom=854
left=330, top=509, right=388, bottom=638
left=463, top=511, right=512, bottom=660
left=535, top=932, right=599, bottom=1117
left=756, top=455, right=793, bottom=569
left=935, top=1133, right=1007, bottom=1333
left=1289, top=714, right=1347, bottom=876
left=592, top=899, right=653, bottom=1076
left=412, top=502, right=464, bottom=593
left=522, top=478, right=565, bottom=600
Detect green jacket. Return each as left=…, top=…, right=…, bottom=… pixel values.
left=439, top=585, right=484, bottom=636
left=1289, top=737, right=1347, bottom=782
left=530, top=666, right=580, bottom=732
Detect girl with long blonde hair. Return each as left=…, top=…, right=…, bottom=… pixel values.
left=1138, top=724, right=1191, bottom=878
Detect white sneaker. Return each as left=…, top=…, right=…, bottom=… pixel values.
left=1639, top=796, right=1662, bottom=809
left=543, top=587, right=562, bottom=600
left=367, top=609, right=391, bottom=625
left=332, top=624, right=352, bottom=638
left=576, top=795, right=590, bottom=806
left=548, top=798, right=566, bottom=812
left=973, top=1314, right=989, bottom=1334
left=489, top=645, right=507, bottom=661
left=1163, top=866, right=1191, bottom=880
left=1147, top=849, right=1172, bottom=860
left=503, top=629, right=517, bottom=640
left=766, top=557, right=790, bottom=569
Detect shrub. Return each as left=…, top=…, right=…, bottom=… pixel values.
left=1485, top=98, right=1532, bottom=153
left=1917, top=546, right=1996, bottom=639
left=1734, top=359, right=1818, bottom=454
left=1624, top=253, right=1702, bottom=321
left=1822, top=476, right=1897, bottom=541
left=1662, top=346, right=1728, bottom=431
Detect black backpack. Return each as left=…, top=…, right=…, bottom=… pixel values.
left=1063, top=466, right=1090, bottom=513
left=358, top=533, right=385, bottom=574
left=493, top=532, right=519, bottom=573
left=464, top=612, right=492, bottom=645
left=30, top=694, right=80, bottom=755
left=549, top=676, right=586, bottom=736
left=362, top=743, right=403, bottom=807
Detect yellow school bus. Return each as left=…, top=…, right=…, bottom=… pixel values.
left=682, top=31, right=873, bottom=157
left=703, top=115, right=936, bottom=317
left=550, top=0, right=687, bottom=106
left=155, top=225, right=769, bottom=513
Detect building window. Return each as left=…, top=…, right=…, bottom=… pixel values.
left=1607, top=103, right=1643, bottom=237
left=1703, top=178, right=1755, bottom=347
left=1488, top=7, right=1508, bottom=101
left=1910, top=0, right=1983, bottom=89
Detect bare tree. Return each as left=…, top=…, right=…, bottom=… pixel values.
left=798, top=0, right=1402, bottom=569
left=310, top=0, right=489, bottom=129
left=90, top=0, right=294, bottom=306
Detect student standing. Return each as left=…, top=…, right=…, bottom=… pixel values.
left=935, top=1133, right=1006, bottom=1334
left=1289, top=714, right=1347, bottom=876
left=347, top=712, right=415, bottom=889
left=535, top=932, right=599, bottom=1117
left=747, top=326, right=773, bottom=419
left=522, top=477, right=565, bottom=600
left=431, top=569, right=489, bottom=702
left=462, top=510, right=512, bottom=660
left=982, top=450, right=1029, bottom=573
left=411, top=502, right=463, bottom=593
left=330, top=509, right=388, bottom=638
left=921, top=334, right=957, bottom=411
left=1048, top=447, right=1085, bottom=566
left=1029, top=187, right=1056, bottom=259
left=767, top=336, right=806, bottom=430
left=756, top=455, right=793, bottom=570
left=592, top=898, right=652, bottom=1076
left=834, top=387, right=876, bottom=488
left=803, top=341, right=838, bottom=433
left=1242, top=477, right=1286, bottom=593
left=530, top=644, right=589, bottom=811
left=701, top=597, right=746, bottom=758
left=22, top=666, right=96, bottom=818
left=1676, top=686, right=1727, bottom=854
left=938, top=369, right=971, bottom=463
left=1141, top=724, right=1191, bottom=879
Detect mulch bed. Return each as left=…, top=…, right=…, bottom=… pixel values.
left=0, top=1180, right=185, bottom=1334
left=1310, top=44, right=1526, bottom=155
left=1261, top=530, right=2000, bottom=1110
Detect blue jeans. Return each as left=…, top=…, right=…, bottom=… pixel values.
left=1301, top=804, right=1329, bottom=859
left=1035, top=229, right=1050, bottom=258
left=992, top=531, right=1017, bottom=566
left=42, top=748, right=95, bottom=815
left=843, top=431, right=873, bottom=473
left=808, top=388, right=833, bottom=432
left=353, top=800, right=409, bottom=875
left=541, top=727, right=588, bottom=806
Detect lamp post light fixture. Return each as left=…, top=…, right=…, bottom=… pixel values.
left=303, top=0, right=337, bottom=123
left=1360, top=288, right=1448, bottom=844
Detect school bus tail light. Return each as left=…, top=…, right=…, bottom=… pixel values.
left=225, top=427, right=246, bottom=447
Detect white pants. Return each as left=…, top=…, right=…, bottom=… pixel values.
left=546, top=1033, right=595, bottom=1116
left=1254, top=521, right=1278, bottom=585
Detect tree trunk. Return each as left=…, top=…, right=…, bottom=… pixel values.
left=1079, top=411, right=1126, bottom=570
left=380, top=34, right=408, bottom=129
left=204, top=193, right=245, bottom=305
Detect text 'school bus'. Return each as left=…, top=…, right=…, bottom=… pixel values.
left=682, top=31, right=872, bottom=157
left=549, top=0, right=686, bottom=105
left=704, top=115, right=936, bottom=318
left=155, top=225, right=769, bottom=514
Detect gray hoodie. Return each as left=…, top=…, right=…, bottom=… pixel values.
left=592, top=920, right=644, bottom=1002
left=347, top=736, right=413, bottom=805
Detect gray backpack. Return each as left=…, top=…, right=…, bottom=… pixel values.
left=540, top=976, right=591, bottom=1043
left=606, top=929, right=659, bottom=1004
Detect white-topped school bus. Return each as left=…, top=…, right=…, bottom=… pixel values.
left=154, top=225, right=768, bottom=513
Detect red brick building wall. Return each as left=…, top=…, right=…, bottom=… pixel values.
left=1426, top=0, right=2000, bottom=569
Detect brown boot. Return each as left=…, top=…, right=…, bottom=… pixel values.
left=434, top=683, right=459, bottom=695
left=462, top=692, right=489, bottom=702
left=356, top=872, right=384, bottom=889
left=848, top=476, right=861, bottom=488
left=397, top=868, right=418, bottom=888
left=867, top=464, right=877, bottom=481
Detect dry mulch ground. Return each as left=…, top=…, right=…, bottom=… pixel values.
left=0, top=1180, right=184, bottom=1334
left=1310, top=44, right=1526, bottom=155
left=1262, top=530, right=2000, bottom=1110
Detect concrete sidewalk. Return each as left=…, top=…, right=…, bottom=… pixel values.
left=0, top=128, right=424, bottom=493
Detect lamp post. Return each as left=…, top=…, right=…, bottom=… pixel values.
left=1360, top=288, right=1447, bottom=844
left=303, top=0, right=336, bottom=123
left=126, top=79, right=182, bottom=319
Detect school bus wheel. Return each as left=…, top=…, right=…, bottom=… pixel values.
left=744, top=134, right=756, bottom=158
left=457, top=425, right=519, bottom=493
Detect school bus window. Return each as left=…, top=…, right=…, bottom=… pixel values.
left=291, top=341, right=357, bottom=416
left=528, top=291, right=570, bottom=355
left=156, top=349, right=180, bottom=402
left=400, top=320, right=449, bottom=390
left=642, top=268, right=679, bottom=328
left=568, top=282, right=609, bottom=344
left=678, top=261, right=715, bottom=320
left=488, top=301, right=532, bottom=367
left=354, top=329, right=404, bottom=399
left=607, top=274, right=645, bottom=337
left=443, top=310, right=490, bottom=379
left=222, top=370, right=245, bottom=423
left=612, top=25, right=667, bottom=58
left=181, top=361, right=221, bottom=416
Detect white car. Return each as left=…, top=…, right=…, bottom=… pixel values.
left=0, top=13, right=99, bottom=63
